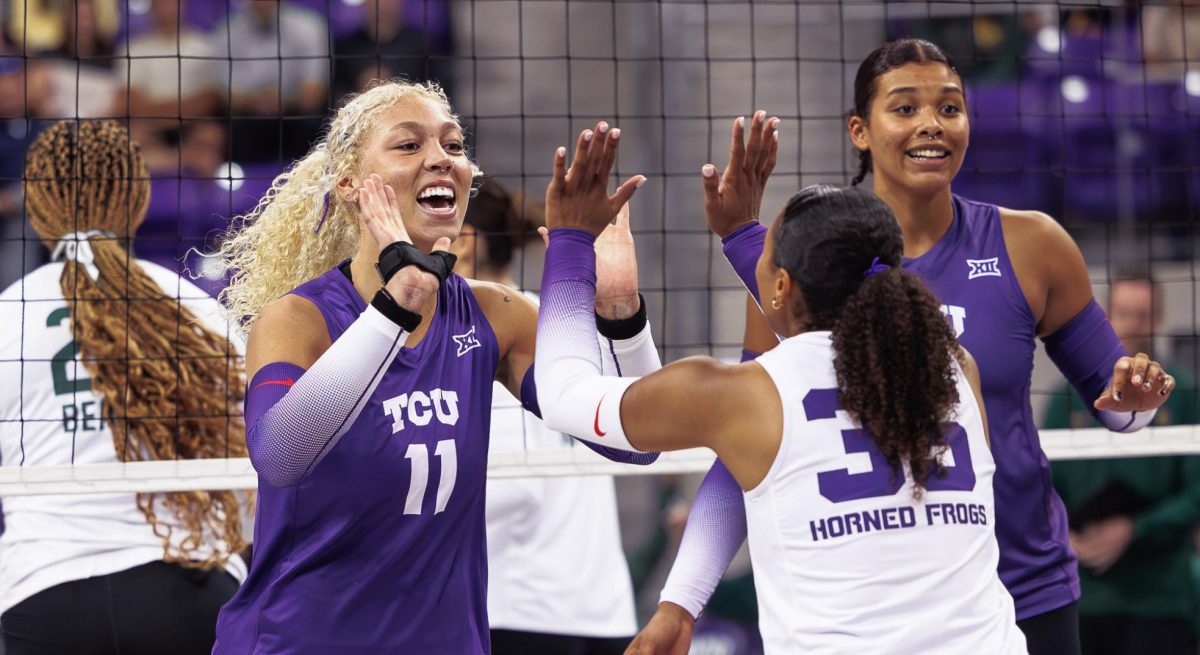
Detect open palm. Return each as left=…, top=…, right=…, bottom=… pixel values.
left=595, top=202, right=639, bottom=319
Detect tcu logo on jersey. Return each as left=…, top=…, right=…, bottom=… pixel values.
left=940, top=304, right=966, bottom=338
left=382, top=389, right=460, bottom=433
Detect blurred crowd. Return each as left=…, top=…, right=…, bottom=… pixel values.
left=0, top=0, right=454, bottom=293
left=895, top=3, right=1200, bottom=233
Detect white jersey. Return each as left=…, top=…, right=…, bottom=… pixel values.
left=483, top=292, right=636, bottom=638
left=0, top=262, right=247, bottom=616
left=746, top=332, right=1026, bottom=654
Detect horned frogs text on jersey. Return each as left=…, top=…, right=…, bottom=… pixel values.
left=744, top=331, right=1026, bottom=654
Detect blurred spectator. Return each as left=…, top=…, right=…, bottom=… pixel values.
left=209, top=1, right=329, bottom=162
left=332, top=0, right=455, bottom=104
left=38, top=0, right=120, bottom=119
left=1141, top=1, right=1200, bottom=80
left=4, top=0, right=120, bottom=54
left=0, top=54, right=54, bottom=289
left=112, top=0, right=222, bottom=157
left=1045, top=272, right=1200, bottom=655
left=138, top=120, right=235, bottom=297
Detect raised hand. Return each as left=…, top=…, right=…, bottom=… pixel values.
left=359, top=174, right=415, bottom=256
left=1093, top=352, right=1176, bottom=412
left=358, top=174, right=450, bottom=311
left=546, top=121, right=646, bottom=237
left=624, top=602, right=695, bottom=655
left=702, top=110, right=780, bottom=238
left=539, top=202, right=641, bottom=320
left=594, top=202, right=640, bottom=319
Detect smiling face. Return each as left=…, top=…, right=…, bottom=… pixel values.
left=348, top=96, right=474, bottom=251
left=848, top=62, right=969, bottom=196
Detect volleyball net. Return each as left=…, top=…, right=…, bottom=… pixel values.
left=0, top=0, right=1198, bottom=496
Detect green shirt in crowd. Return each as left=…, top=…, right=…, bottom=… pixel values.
left=1044, top=365, right=1200, bottom=621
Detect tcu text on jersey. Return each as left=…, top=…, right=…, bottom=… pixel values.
left=382, top=389, right=461, bottom=433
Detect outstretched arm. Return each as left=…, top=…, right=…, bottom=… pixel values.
left=1012, top=209, right=1174, bottom=431
left=535, top=124, right=778, bottom=463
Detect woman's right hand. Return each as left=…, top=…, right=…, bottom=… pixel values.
left=358, top=174, right=450, bottom=312
left=701, top=110, right=780, bottom=237
left=624, top=602, right=695, bottom=655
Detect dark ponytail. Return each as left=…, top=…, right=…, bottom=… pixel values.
left=850, top=150, right=871, bottom=187
left=848, top=39, right=960, bottom=188
left=775, top=185, right=960, bottom=496
left=832, top=268, right=960, bottom=496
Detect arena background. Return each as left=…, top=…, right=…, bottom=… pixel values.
left=1, top=0, right=1198, bottom=642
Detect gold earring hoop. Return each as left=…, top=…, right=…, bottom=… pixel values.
left=771, top=296, right=782, bottom=310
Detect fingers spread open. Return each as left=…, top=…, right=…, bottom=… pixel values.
left=609, top=175, right=645, bottom=215
left=759, top=117, right=780, bottom=175
left=566, top=128, right=595, bottom=188
left=727, top=116, right=746, bottom=174
left=551, top=146, right=568, bottom=189
left=595, top=125, right=621, bottom=184
left=743, top=110, right=765, bottom=172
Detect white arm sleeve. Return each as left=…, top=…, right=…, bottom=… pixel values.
left=598, top=321, right=662, bottom=377
left=248, top=305, right=408, bottom=487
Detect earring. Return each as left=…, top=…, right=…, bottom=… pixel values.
left=771, top=296, right=782, bottom=310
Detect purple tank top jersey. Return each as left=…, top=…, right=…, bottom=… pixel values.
left=904, top=195, right=1079, bottom=619
left=214, top=267, right=500, bottom=654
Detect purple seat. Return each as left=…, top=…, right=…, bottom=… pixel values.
left=955, top=83, right=1058, bottom=211
left=139, top=163, right=281, bottom=296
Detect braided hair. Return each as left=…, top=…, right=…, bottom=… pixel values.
left=24, top=119, right=250, bottom=569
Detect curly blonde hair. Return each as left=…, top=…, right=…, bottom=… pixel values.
left=23, top=119, right=250, bottom=569
left=217, top=79, right=479, bottom=331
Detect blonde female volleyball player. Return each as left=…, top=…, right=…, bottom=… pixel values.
left=0, top=120, right=250, bottom=655
left=533, top=128, right=1026, bottom=651
left=210, top=80, right=657, bottom=654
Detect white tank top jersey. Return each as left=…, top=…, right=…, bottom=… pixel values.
left=746, top=332, right=1026, bottom=654
left=484, top=294, right=637, bottom=638
left=0, top=262, right=248, bottom=616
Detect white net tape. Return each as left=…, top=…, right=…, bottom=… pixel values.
left=2, top=426, right=1198, bottom=497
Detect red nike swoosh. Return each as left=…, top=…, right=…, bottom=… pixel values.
left=593, top=394, right=607, bottom=437
left=252, top=378, right=295, bottom=392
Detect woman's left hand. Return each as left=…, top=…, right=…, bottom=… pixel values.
left=1093, top=352, right=1176, bottom=412
left=538, top=202, right=641, bottom=320
left=594, top=202, right=640, bottom=319
left=545, top=121, right=646, bottom=237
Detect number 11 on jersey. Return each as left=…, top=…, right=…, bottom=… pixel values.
left=403, top=439, right=458, bottom=515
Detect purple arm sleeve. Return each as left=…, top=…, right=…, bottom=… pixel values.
left=721, top=222, right=767, bottom=302
left=244, top=306, right=407, bottom=487
left=658, top=349, right=758, bottom=617
left=1042, top=299, right=1141, bottom=430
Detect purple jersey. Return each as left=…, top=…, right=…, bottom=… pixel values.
left=904, top=195, right=1079, bottom=619
left=213, top=267, right=499, bottom=654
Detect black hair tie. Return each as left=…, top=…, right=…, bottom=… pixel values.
left=376, top=241, right=458, bottom=286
